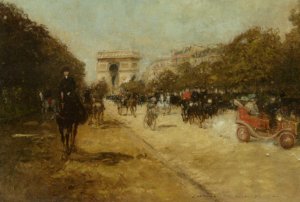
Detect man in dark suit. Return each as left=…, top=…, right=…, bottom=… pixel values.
left=59, top=67, right=76, bottom=101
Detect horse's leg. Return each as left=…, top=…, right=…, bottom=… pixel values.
left=88, top=107, right=93, bottom=125
left=41, top=101, right=44, bottom=114
left=96, top=110, right=100, bottom=126
left=88, top=113, right=92, bottom=125
left=50, top=101, right=56, bottom=120
left=100, top=110, right=104, bottom=124
left=58, top=125, right=65, bottom=151
left=134, top=105, right=137, bottom=117
left=66, top=126, right=71, bottom=155
left=130, top=106, right=134, bottom=117
left=92, top=108, right=95, bottom=126
left=71, top=123, right=78, bottom=152
left=42, top=102, right=47, bottom=120
left=58, top=125, right=68, bottom=160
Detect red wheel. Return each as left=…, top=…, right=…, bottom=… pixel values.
left=237, top=126, right=250, bottom=142
left=279, top=132, right=295, bottom=149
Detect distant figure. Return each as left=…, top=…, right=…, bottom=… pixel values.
left=83, top=88, right=92, bottom=104
left=182, top=89, right=191, bottom=101
left=44, top=89, right=52, bottom=100
left=245, top=99, right=259, bottom=116
left=191, top=90, right=199, bottom=102
left=166, top=93, right=171, bottom=104
left=147, top=97, right=157, bottom=110
left=265, top=97, right=280, bottom=128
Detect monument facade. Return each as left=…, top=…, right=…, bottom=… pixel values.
left=97, top=50, right=141, bottom=94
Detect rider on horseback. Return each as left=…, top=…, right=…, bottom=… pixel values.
left=181, top=88, right=192, bottom=114
left=59, top=66, right=76, bottom=111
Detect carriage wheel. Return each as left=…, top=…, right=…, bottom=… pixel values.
left=279, top=132, right=295, bottom=149
left=237, top=126, right=250, bottom=142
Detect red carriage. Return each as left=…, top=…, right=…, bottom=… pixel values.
left=235, top=100, right=298, bottom=149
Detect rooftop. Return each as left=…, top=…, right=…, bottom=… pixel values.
left=98, top=50, right=141, bottom=60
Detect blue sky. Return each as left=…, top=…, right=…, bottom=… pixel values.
left=5, top=0, right=298, bottom=82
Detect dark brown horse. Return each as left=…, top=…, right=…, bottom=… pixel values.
left=56, top=94, right=87, bottom=155
left=117, top=94, right=137, bottom=117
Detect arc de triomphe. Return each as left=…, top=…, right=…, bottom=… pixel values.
left=96, top=50, right=141, bottom=94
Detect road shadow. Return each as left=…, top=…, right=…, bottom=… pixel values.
left=157, top=124, right=177, bottom=129
left=97, top=119, right=128, bottom=129
left=70, top=150, right=134, bottom=165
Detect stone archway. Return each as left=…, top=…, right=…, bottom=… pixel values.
left=97, top=50, right=141, bottom=94
left=109, top=64, right=119, bottom=87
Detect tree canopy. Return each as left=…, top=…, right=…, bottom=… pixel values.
left=0, top=2, right=85, bottom=118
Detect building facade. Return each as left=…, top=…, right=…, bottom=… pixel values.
left=97, top=50, right=141, bottom=94
left=142, top=44, right=221, bottom=83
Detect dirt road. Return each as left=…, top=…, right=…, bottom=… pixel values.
left=0, top=113, right=214, bottom=202
left=2, top=100, right=300, bottom=202
left=107, top=101, right=300, bottom=202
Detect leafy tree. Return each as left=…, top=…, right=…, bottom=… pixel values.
left=275, top=2, right=300, bottom=96
left=220, top=27, right=282, bottom=93
left=92, top=80, right=108, bottom=99
left=149, top=70, right=179, bottom=93
left=0, top=2, right=85, bottom=118
left=120, top=80, right=145, bottom=95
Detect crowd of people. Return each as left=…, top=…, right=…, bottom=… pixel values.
left=38, top=67, right=300, bottom=131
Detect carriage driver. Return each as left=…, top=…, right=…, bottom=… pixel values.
left=59, top=67, right=76, bottom=108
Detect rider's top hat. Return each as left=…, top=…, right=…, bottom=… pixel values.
left=61, top=66, right=70, bottom=73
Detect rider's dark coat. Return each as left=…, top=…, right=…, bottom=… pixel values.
left=59, top=76, right=76, bottom=96
left=191, top=91, right=199, bottom=102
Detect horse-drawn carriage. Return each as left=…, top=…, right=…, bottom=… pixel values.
left=235, top=100, right=299, bottom=149
left=116, top=94, right=137, bottom=117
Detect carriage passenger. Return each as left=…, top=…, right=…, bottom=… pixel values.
left=245, top=98, right=259, bottom=116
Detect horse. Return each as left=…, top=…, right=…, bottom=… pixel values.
left=91, top=98, right=105, bottom=126
left=117, top=94, right=137, bottom=117
left=117, top=95, right=128, bottom=115
left=83, top=90, right=93, bottom=125
left=56, top=94, right=87, bottom=155
left=41, top=97, right=57, bottom=120
left=180, top=99, right=205, bottom=127
left=127, top=95, right=137, bottom=117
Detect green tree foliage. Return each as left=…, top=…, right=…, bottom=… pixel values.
left=275, top=1, right=300, bottom=96
left=177, top=62, right=214, bottom=90
left=120, top=80, right=145, bottom=95
left=148, top=70, right=179, bottom=93
left=219, top=27, right=282, bottom=93
left=92, top=80, right=108, bottom=99
left=0, top=2, right=85, bottom=119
